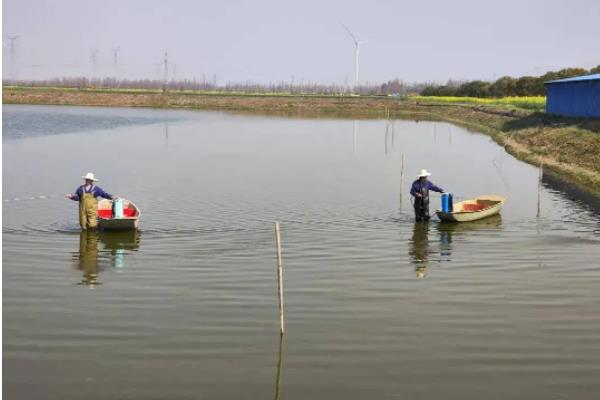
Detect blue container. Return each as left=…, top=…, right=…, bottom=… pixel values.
left=441, top=193, right=449, bottom=212
left=113, top=198, right=124, bottom=219
left=448, top=193, right=454, bottom=212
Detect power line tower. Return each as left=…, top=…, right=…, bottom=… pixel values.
left=112, top=47, right=120, bottom=76
left=7, top=35, right=19, bottom=80
left=89, top=48, right=99, bottom=83
left=162, top=51, right=168, bottom=92
left=112, top=47, right=120, bottom=88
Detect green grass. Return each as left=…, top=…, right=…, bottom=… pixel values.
left=411, top=95, right=546, bottom=110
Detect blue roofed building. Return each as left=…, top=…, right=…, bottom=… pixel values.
left=544, top=74, right=600, bottom=118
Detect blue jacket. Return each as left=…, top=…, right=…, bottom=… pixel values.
left=70, top=184, right=113, bottom=201
left=410, top=179, right=443, bottom=197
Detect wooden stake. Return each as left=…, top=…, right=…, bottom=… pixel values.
left=275, top=222, right=285, bottom=334
left=536, top=162, right=543, bottom=217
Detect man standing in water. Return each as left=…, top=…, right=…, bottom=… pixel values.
left=410, top=169, right=444, bottom=222
left=66, top=172, right=115, bottom=230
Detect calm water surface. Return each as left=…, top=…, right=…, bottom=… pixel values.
left=3, top=104, right=600, bottom=399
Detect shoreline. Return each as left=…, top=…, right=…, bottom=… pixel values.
left=4, top=86, right=600, bottom=205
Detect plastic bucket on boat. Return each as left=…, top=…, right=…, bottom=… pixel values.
left=113, top=198, right=124, bottom=219
left=441, top=193, right=449, bottom=212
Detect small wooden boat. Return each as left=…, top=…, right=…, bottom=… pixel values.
left=97, top=198, right=141, bottom=231
left=436, top=195, right=506, bottom=222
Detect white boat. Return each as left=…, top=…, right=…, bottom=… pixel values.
left=436, top=195, right=506, bottom=222
left=97, top=198, right=141, bottom=231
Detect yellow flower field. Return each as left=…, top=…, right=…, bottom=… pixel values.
left=412, top=95, right=546, bottom=110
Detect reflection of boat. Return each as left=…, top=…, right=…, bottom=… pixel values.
left=74, top=230, right=141, bottom=285
left=98, top=230, right=140, bottom=251
left=436, top=213, right=503, bottom=234
left=98, top=230, right=140, bottom=269
left=436, top=195, right=506, bottom=222
left=97, top=198, right=141, bottom=231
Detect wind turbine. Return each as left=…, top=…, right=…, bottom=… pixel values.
left=340, top=23, right=367, bottom=87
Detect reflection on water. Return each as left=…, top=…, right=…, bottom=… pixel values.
left=410, top=215, right=504, bottom=278
left=101, top=230, right=140, bottom=269
left=274, top=334, right=285, bottom=400
left=353, top=120, right=358, bottom=153
left=4, top=105, right=600, bottom=400
left=75, top=230, right=100, bottom=287
left=73, top=230, right=140, bottom=286
left=409, top=222, right=430, bottom=278
left=437, top=214, right=503, bottom=237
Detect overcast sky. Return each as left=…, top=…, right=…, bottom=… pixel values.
left=3, top=0, right=600, bottom=84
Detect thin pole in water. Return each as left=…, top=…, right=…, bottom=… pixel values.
left=275, top=222, right=285, bottom=335
left=537, top=162, right=543, bottom=217
left=385, top=123, right=389, bottom=155
left=400, top=153, right=405, bottom=206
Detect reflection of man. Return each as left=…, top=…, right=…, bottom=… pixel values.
left=410, top=169, right=444, bottom=222
left=409, top=223, right=429, bottom=278
left=77, top=230, right=100, bottom=287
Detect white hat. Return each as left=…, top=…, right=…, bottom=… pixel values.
left=82, top=172, right=98, bottom=182
left=418, top=169, right=431, bottom=177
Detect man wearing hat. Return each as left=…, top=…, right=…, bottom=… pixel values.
left=66, top=173, right=116, bottom=230
left=410, top=169, right=444, bottom=222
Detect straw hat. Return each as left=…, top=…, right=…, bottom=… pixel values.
left=418, top=169, right=431, bottom=178
left=82, top=172, right=98, bottom=182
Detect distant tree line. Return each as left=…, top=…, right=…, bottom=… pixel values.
left=2, top=76, right=429, bottom=96
left=4, top=66, right=598, bottom=97
left=420, top=65, right=600, bottom=98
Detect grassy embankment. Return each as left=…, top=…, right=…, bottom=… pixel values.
left=4, top=86, right=600, bottom=200
left=411, top=95, right=546, bottom=111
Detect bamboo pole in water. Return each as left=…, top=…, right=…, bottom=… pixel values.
left=275, top=222, right=285, bottom=334
left=274, top=333, right=285, bottom=400
left=537, top=162, right=543, bottom=217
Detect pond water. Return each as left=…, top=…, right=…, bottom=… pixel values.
left=3, top=104, right=600, bottom=400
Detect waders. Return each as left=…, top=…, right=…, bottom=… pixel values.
left=414, top=182, right=431, bottom=222
left=79, top=191, right=98, bottom=230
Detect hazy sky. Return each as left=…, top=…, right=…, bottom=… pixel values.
left=3, top=0, right=600, bottom=84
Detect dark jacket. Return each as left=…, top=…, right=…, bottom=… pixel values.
left=410, top=179, right=443, bottom=198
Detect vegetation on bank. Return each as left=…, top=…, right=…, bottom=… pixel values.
left=411, top=95, right=545, bottom=111
left=421, top=65, right=600, bottom=98
left=1, top=85, right=391, bottom=99
left=5, top=65, right=598, bottom=99
left=3, top=86, right=600, bottom=200
left=2, top=77, right=424, bottom=97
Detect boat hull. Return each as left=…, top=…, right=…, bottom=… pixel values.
left=98, top=217, right=139, bottom=231
left=436, top=195, right=506, bottom=223
left=96, top=198, right=141, bottom=231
